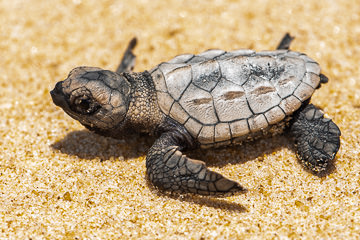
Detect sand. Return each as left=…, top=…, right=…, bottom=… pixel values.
left=1, top=0, right=359, bottom=239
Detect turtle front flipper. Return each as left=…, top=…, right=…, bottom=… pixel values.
left=116, top=37, right=137, bottom=73
left=290, top=104, right=341, bottom=176
left=146, top=132, right=246, bottom=196
left=276, top=33, right=294, bottom=50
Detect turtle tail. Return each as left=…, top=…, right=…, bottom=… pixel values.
left=316, top=73, right=329, bottom=89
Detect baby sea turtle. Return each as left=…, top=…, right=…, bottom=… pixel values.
left=51, top=34, right=341, bottom=196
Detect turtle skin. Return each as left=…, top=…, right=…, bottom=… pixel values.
left=290, top=103, right=341, bottom=176
left=50, top=34, right=341, bottom=196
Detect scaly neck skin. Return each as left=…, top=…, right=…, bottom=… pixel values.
left=86, top=71, right=165, bottom=138
left=122, top=71, right=165, bottom=135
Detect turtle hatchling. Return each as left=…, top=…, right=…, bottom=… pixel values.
left=51, top=34, right=341, bottom=196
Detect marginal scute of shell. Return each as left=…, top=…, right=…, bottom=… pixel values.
left=248, top=114, right=268, bottom=132
left=300, top=54, right=318, bottom=64
left=184, top=118, right=203, bottom=137
left=294, top=82, right=315, bottom=100
left=279, top=95, right=302, bottom=114
left=197, top=49, right=225, bottom=59
left=216, top=49, right=255, bottom=60
left=167, top=54, right=195, bottom=64
left=187, top=56, right=207, bottom=64
left=151, top=68, right=166, bottom=92
left=257, top=50, right=288, bottom=56
left=286, top=51, right=301, bottom=57
left=264, top=106, right=286, bottom=125
left=303, top=72, right=320, bottom=89
left=214, top=123, right=231, bottom=142
left=198, top=125, right=215, bottom=144
left=305, top=62, right=321, bottom=75
left=158, top=62, right=187, bottom=75
left=229, top=119, right=249, bottom=138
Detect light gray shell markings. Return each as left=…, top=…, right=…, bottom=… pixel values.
left=151, top=49, right=320, bottom=147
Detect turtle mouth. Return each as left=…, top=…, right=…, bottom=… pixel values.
left=50, top=81, right=92, bottom=123
left=50, top=81, right=75, bottom=118
left=50, top=81, right=68, bottom=108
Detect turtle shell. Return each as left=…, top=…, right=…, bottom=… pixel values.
left=150, top=49, right=321, bottom=147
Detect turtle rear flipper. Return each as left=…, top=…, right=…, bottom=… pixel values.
left=290, top=104, right=341, bottom=176
left=146, top=131, right=246, bottom=196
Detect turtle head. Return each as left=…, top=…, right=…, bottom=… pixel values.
left=50, top=66, right=132, bottom=131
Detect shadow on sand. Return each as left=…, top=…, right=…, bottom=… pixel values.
left=51, top=130, right=336, bottom=210
left=51, top=130, right=154, bottom=161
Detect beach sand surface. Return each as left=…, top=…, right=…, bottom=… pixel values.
left=1, top=0, right=359, bottom=239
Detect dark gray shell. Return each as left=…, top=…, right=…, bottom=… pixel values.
left=150, top=49, right=321, bottom=147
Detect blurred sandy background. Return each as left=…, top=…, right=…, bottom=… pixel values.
left=0, top=0, right=359, bottom=239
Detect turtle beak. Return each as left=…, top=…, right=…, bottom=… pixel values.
left=50, top=81, right=83, bottom=122
left=50, top=81, right=67, bottom=108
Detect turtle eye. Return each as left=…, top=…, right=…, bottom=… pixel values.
left=73, top=96, right=100, bottom=115
left=78, top=98, right=91, bottom=111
